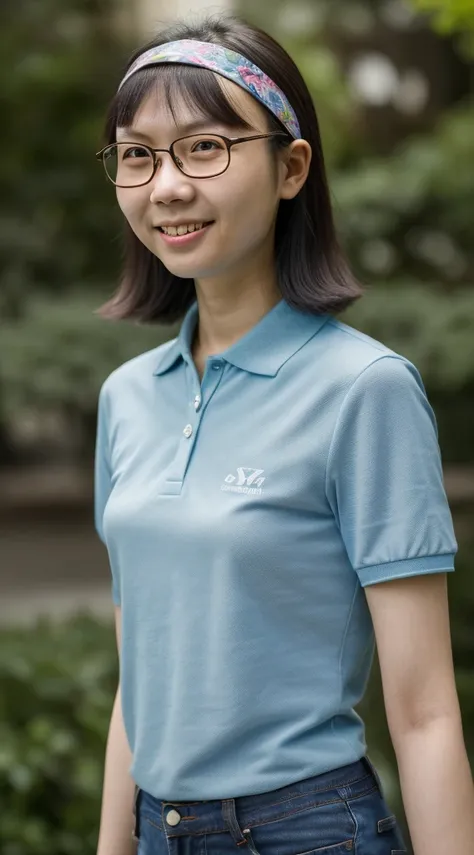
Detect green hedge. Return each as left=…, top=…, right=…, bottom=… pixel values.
left=0, top=618, right=117, bottom=855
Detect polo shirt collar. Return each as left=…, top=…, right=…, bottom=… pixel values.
left=153, top=302, right=199, bottom=376
left=153, top=299, right=328, bottom=378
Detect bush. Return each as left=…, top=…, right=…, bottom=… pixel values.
left=0, top=616, right=117, bottom=855
left=0, top=293, right=177, bottom=457
left=0, top=0, right=126, bottom=319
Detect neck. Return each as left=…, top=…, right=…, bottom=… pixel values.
left=192, top=262, right=282, bottom=359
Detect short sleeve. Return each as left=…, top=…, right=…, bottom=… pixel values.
left=94, top=382, right=120, bottom=605
left=325, top=356, right=457, bottom=587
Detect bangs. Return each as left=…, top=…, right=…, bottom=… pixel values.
left=105, top=64, right=257, bottom=143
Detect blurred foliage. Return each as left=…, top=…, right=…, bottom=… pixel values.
left=0, top=617, right=117, bottom=855
left=410, top=0, right=474, bottom=31
left=0, top=294, right=176, bottom=455
left=0, top=0, right=124, bottom=320
left=0, top=0, right=129, bottom=460
left=333, top=103, right=473, bottom=284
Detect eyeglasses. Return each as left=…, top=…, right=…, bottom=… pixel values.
left=96, top=132, right=290, bottom=187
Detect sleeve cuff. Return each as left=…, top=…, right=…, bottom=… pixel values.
left=357, top=553, right=456, bottom=587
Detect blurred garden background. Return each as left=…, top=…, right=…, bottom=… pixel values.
left=0, top=0, right=473, bottom=852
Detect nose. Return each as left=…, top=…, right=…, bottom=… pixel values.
left=148, top=154, right=195, bottom=205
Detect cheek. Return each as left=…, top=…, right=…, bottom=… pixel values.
left=116, top=189, right=147, bottom=229
left=116, top=191, right=158, bottom=256
left=221, top=160, right=278, bottom=231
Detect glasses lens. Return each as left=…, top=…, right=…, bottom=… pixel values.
left=103, top=143, right=154, bottom=186
left=173, top=135, right=229, bottom=177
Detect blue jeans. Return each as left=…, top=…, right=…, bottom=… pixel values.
left=133, top=755, right=408, bottom=854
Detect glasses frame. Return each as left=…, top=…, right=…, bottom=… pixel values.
left=96, top=132, right=291, bottom=187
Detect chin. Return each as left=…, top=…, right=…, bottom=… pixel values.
left=160, top=257, right=224, bottom=281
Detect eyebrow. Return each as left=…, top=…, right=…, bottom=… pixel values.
left=117, top=119, right=229, bottom=140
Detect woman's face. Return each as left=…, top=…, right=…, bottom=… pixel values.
left=115, top=79, right=293, bottom=286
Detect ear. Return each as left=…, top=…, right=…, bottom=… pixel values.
left=279, top=140, right=312, bottom=200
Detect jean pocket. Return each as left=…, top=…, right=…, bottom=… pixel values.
left=241, top=799, right=355, bottom=855
left=377, top=813, right=407, bottom=853
left=243, top=828, right=354, bottom=855
left=293, top=843, right=353, bottom=855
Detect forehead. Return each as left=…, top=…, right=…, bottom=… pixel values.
left=116, top=75, right=268, bottom=140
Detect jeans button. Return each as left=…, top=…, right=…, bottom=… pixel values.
left=166, top=809, right=181, bottom=826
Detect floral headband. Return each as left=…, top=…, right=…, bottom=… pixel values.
left=118, top=39, right=301, bottom=140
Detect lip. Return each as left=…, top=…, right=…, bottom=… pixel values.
left=155, top=222, right=214, bottom=247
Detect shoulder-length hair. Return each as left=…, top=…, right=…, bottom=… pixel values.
left=97, top=14, right=362, bottom=324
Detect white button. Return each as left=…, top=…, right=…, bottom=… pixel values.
left=166, top=809, right=181, bottom=826
left=212, top=360, right=222, bottom=370
left=194, top=395, right=201, bottom=410
left=183, top=424, right=193, bottom=438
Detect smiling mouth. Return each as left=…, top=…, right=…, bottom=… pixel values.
left=157, top=221, right=214, bottom=236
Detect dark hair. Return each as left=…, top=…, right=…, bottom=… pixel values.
left=98, top=14, right=363, bottom=324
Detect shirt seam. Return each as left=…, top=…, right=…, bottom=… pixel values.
left=278, top=315, right=332, bottom=372
left=324, top=318, right=392, bottom=354
left=332, top=576, right=366, bottom=762
left=336, top=577, right=360, bottom=713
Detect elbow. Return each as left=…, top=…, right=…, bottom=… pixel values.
left=388, top=702, right=464, bottom=748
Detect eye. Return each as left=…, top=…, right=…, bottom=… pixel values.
left=191, top=139, right=224, bottom=153
left=122, top=146, right=151, bottom=159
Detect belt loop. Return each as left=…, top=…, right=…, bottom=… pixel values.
left=363, top=754, right=384, bottom=798
left=222, top=798, right=246, bottom=845
left=221, top=799, right=262, bottom=853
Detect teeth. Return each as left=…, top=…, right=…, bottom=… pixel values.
left=161, top=222, right=205, bottom=236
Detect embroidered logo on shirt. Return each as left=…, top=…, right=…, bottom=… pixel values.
left=221, top=468, right=265, bottom=495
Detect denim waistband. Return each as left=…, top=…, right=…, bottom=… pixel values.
left=135, top=755, right=382, bottom=843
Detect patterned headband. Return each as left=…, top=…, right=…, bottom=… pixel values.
left=118, top=39, right=301, bottom=139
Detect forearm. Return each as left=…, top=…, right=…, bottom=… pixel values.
left=393, top=714, right=474, bottom=855
left=97, top=684, right=136, bottom=855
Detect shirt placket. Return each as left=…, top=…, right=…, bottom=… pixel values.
left=161, top=357, right=226, bottom=494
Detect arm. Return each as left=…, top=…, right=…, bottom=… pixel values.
left=365, top=573, right=474, bottom=855
left=96, top=606, right=137, bottom=855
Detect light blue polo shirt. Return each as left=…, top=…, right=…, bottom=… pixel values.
left=95, top=297, right=457, bottom=800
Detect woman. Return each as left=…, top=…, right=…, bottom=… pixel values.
left=94, top=14, right=474, bottom=855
